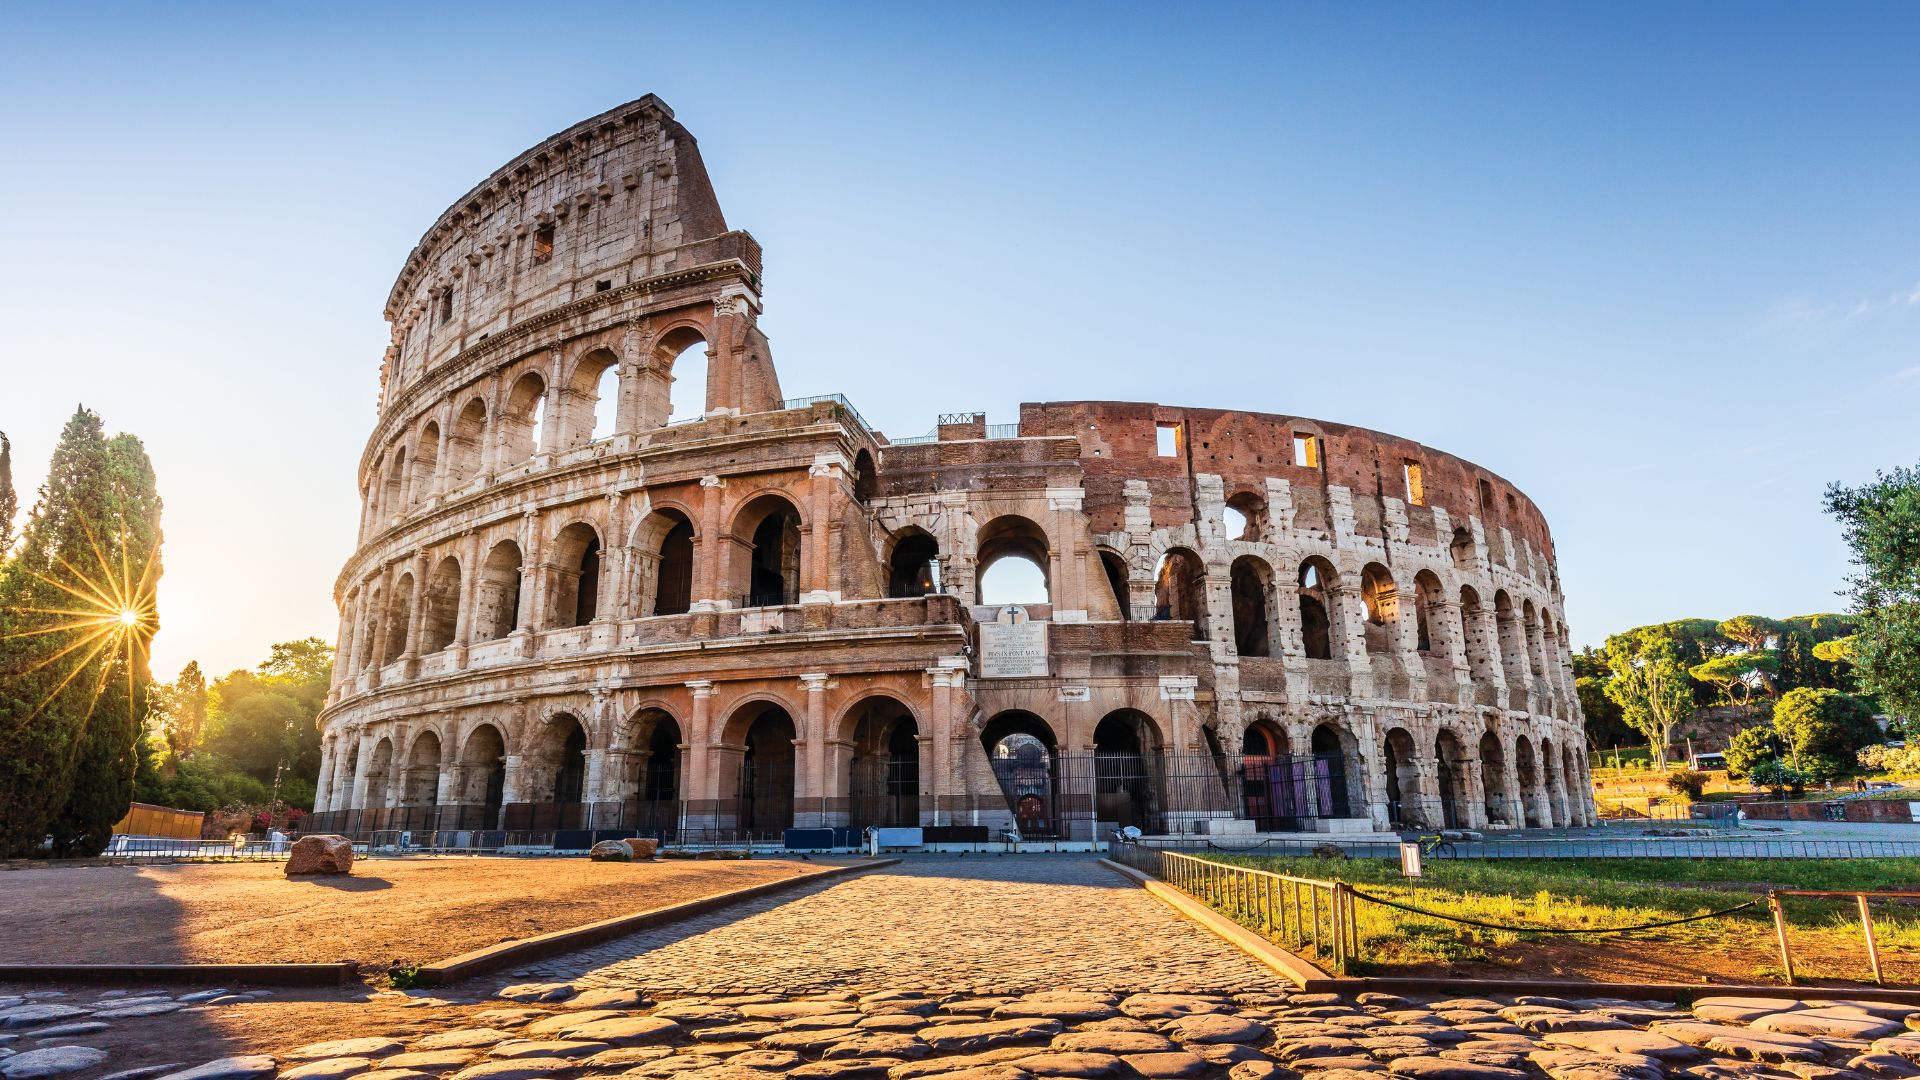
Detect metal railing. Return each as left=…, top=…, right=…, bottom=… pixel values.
left=1770, top=889, right=1920, bottom=986
left=1142, top=835, right=1920, bottom=860
left=1113, top=845, right=1356, bottom=973
left=781, top=393, right=873, bottom=433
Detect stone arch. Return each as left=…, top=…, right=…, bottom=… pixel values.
left=1541, top=734, right=1568, bottom=827
left=498, top=370, right=547, bottom=465
left=456, top=723, right=508, bottom=827
left=842, top=695, right=921, bottom=829
left=981, top=710, right=1061, bottom=839
left=1460, top=585, right=1495, bottom=683
left=1297, top=557, right=1339, bottom=660
left=1097, top=548, right=1130, bottom=621
left=521, top=712, right=589, bottom=825
left=1412, top=569, right=1445, bottom=654
left=1359, top=563, right=1399, bottom=656
left=1494, top=590, right=1528, bottom=684
left=403, top=730, right=442, bottom=807
left=1479, top=729, right=1512, bottom=826
left=1522, top=598, right=1547, bottom=679
left=1240, top=717, right=1297, bottom=828
left=1154, top=547, right=1207, bottom=638
left=977, top=515, right=1051, bottom=606
left=1450, top=526, right=1476, bottom=571
left=548, top=521, right=603, bottom=628
left=364, top=736, right=396, bottom=809
left=382, top=447, right=409, bottom=519
left=1093, top=709, right=1165, bottom=834
left=1308, top=721, right=1361, bottom=819
left=1435, top=728, right=1470, bottom=830
left=630, top=506, right=696, bottom=617
left=1224, top=489, right=1266, bottom=543
left=383, top=572, right=415, bottom=661
left=475, top=540, right=523, bottom=640
left=729, top=492, right=804, bottom=607
left=1229, top=554, right=1274, bottom=657
left=645, top=325, right=709, bottom=427
left=357, top=584, right=383, bottom=671
left=720, top=700, right=797, bottom=835
left=1381, top=726, right=1421, bottom=827
left=622, top=706, right=683, bottom=834
left=563, top=346, right=621, bottom=446
left=421, top=556, right=461, bottom=652
left=448, top=397, right=488, bottom=485
left=1514, top=732, right=1544, bottom=828
left=1561, top=741, right=1584, bottom=826
left=412, top=422, right=440, bottom=502
left=852, top=448, right=877, bottom=503
left=886, top=527, right=939, bottom=599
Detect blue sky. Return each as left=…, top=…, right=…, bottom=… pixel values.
left=2, top=3, right=1915, bottom=678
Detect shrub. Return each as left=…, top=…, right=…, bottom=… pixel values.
left=1748, top=758, right=1806, bottom=798
left=1665, top=768, right=1708, bottom=800
left=1725, top=726, right=1782, bottom=779
left=1860, top=743, right=1920, bottom=774
left=1773, top=688, right=1881, bottom=772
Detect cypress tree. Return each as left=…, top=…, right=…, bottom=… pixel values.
left=0, top=431, right=15, bottom=556
left=49, top=433, right=163, bottom=855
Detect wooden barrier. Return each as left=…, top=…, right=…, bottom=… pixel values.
left=111, top=802, right=207, bottom=840
left=1769, top=889, right=1918, bottom=985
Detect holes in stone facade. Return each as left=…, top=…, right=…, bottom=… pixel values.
left=550, top=522, right=601, bottom=627
left=1155, top=423, right=1181, bottom=457
left=1093, top=710, right=1162, bottom=833
left=887, top=529, right=939, bottom=598
left=500, top=372, right=547, bottom=464
left=384, top=573, right=414, bottom=661
left=1359, top=563, right=1397, bottom=655
left=449, top=398, right=487, bottom=485
left=404, top=732, right=441, bottom=807
left=437, top=288, right=454, bottom=325
left=532, top=223, right=555, bottom=265
left=1099, top=550, right=1130, bottom=620
left=1298, top=560, right=1334, bottom=660
left=735, top=494, right=802, bottom=607
left=982, top=711, right=1059, bottom=838
left=977, top=515, right=1050, bottom=606
left=847, top=698, right=920, bottom=830
left=476, top=540, right=523, bottom=640
left=734, top=704, right=797, bottom=833
left=1229, top=555, right=1271, bottom=657
left=1223, top=491, right=1264, bottom=541
left=1153, top=548, right=1207, bottom=638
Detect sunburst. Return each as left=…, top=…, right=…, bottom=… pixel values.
left=3, top=517, right=158, bottom=731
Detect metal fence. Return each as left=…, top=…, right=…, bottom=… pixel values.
left=1112, top=844, right=1355, bottom=973
left=99, top=835, right=303, bottom=861
left=1143, top=835, right=1920, bottom=860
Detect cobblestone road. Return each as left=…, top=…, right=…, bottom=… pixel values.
left=530, top=856, right=1284, bottom=994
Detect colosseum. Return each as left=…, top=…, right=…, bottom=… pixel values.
left=308, top=94, right=1596, bottom=847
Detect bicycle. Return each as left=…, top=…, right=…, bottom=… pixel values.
left=1416, top=832, right=1458, bottom=859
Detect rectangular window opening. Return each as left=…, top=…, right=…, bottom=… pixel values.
left=437, top=289, right=453, bottom=325
left=1155, top=423, right=1181, bottom=458
left=1292, top=433, right=1320, bottom=469
left=1404, top=461, right=1425, bottom=506
left=533, top=223, right=555, bottom=265
left=1478, top=478, right=1495, bottom=512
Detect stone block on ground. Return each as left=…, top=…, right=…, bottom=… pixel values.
left=629, top=837, right=660, bottom=858
left=0, top=1047, right=109, bottom=1080
left=588, top=840, right=634, bottom=862
left=284, top=835, right=354, bottom=876
left=155, top=1058, right=279, bottom=1080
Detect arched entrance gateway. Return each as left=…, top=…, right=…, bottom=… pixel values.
left=623, top=708, right=682, bottom=836
left=1240, top=721, right=1299, bottom=829
left=456, top=724, right=507, bottom=830
left=1092, top=711, right=1163, bottom=834
left=727, top=703, right=796, bottom=837
left=509, top=714, right=588, bottom=829
left=845, top=697, right=920, bottom=830
left=982, top=712, right=1060, bottom=839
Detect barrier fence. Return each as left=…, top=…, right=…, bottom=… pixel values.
left=1111, top=845, right=1356, bottom=972
left=1145, top=836, right=1920, bottom=860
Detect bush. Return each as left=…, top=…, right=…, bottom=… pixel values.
left=1725, top=726, right=1782, bottom=779
left=1773, top=688, right=1881, bottom=772
left=1748, top=758, right=1806, bottom=798
left=1859, top=743, right=1920, bottom=775
left=1665, top=768, right=1708, bottom=800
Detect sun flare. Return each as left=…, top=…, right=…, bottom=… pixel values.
left=2, top=519, right=158, bottom=726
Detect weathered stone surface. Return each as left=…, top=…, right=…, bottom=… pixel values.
left=0, top=1006, right=89, bottom=1030
left=93, top=1002, right=183, bottom=1019
left=378, top=1051, right=479, bottom=1073
left=785, top=1015, right=870, bottom=1032
left=1756, top=1015, right=1901, bottom=1041
left=695, top=1025, right=784, bottom=1042
left=27, top=1023, right=109, bottom=1038
left=279, top=1057, right=374, bottom=1080
left=485, top=1040, right=608, bottom=1059
left=358, top=1071, right=438, bottom=1080
left=742, top=1003, right=857, bottom=1021
left=1387, top=1057, right=1530, bottom=1080
left=156, top=1057, right=280, bottom=1080
left=1545, top=1029, right=1701, bottom=1062
left=1871, top=1038, right=1920, bottom=1065
left=1049, top=1032, right=1175, bottom=1056
left=822, top=1035, right=931, bottom=1061
left=1526, top=1049, right=1665, bottom=1080
left=1514, top=1013, right=1635, bottom=1036
left=0, top=1047, right=109, bottom=1080
left=788, top=1061, right=907, bottom=1080
left=1189, top=1044, right=1271, bottom=1067
left=1230, top=1063, right=1294, bottom=1080
left=759, top=1029, right=867, bottom=1054
left=1120, top=1052, right=1211, bottom=1080
left=1696, top=1001, right=1804, bottom=1026
left=521, top=1010, right=624, bottom=1037
left=1275, top=1039, right=1365, bottom=1063
left=1293, top=1057, right=1389, bottom=1074
left=656, top=1004, right=745, bottom=1025
left=1006, top=1053, right=1124, bottom=1078
left=413, top=1032, right=517, bottom=1053
left=1849, top=1054, right=1920, bottom=1078
left=889, top=1049, right=1042, bottom=1079
left=1650, top=1023, right=1827, bottom=1064
left=284, top=835, right=353, bottom=876
left=1358, top=1038, right=1439, bottom=1062
left=922, top=1020, right=1064, bottom=1053
left=446, top=1059, right=575, bottom=1080
left=861, top=1015, right=932, bottom=1033
left=583, top=1047, right=676, bottom=1069
left=565, top=988, right=653, bottom=1011
left=1167, top=1014, right=1268, bottom=1045
left=282, top=1041, right=403, bottom=1064
left=1118, top=996, right=1232, bottom=1021
left=549, top=1015, right=681, bottom=1046
left=992, top=997, right=1118, bottom=1023
left=494, top=984, right=575, bottom=1004
left=98, top=1067, right=184, bottom=1080
left=728, top=1051, right=805, bottom=1069
left=589, top=839, right=635, bottom=861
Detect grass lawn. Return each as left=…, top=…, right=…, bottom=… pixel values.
left=1199, top=854, right=1920, bottom=984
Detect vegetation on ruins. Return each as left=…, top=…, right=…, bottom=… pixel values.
left=135, top=637, right=332, bottom=815
left=0, top=409, right=163, bottom=857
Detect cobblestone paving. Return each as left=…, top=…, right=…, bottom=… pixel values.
left=534, top=856, right=1284, bottom=994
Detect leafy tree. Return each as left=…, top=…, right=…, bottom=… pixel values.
left=1573, top=647, right=1633, bottom=747
left=1665, top=768, right=1707, bottom=799
left=1825, top=465, right=1920, bottom=731
left=1717, top=615, right=1781, bottom=652
left=1724, top=724, right=1782, bottom=779
left=1689, top=651, right=1777, bottom=705
left=0, top=430, right=14, bottom=556
left=1771, top=687, right=1881, bottom=772
left=151, top=661, right=209, bottom=758
left=1747, top=758, right=1804, bottom=799
left=1603, top=635, right=1696, bottom=769
left=49, top=433, right=163, bottom=856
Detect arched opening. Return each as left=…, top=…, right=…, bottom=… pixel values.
left=382, top=448, right=408, bottom=520
left=1413, top=569, right=1444, bottom=655
left=412, top=423, right=440, bottom=502
left=1522, top=599, right=1547, bottom=679
left=1224, top=491, right=1265, bottom=542
left=1229, top=556, right=1272, bottom=657
left=549, top=522, right=602, bottom=628
left=457, top=724, right=507, bottom=829
left=667, top=338, right=708, bottom=424
left=421, top=556, right=461, bottom=653
left=1435, top=729, right=1468, bottom=830
left=887, top=529, right=939, bottom=599
left=1309, top=722, right=1357, bottom=818
left=1450, top=526, right=1475, bottom=571
left=364, top=737, right=395, bottom=809
left=515, top=714, right=588, bottom=829
left=732, top=704, right=796, bottom=835
left=383, top=573, right=415, bottom=662
left=655, top=515, right=694, bottom=616
left=976, top=516, right=1050, bottom=606
left=1382, top=727, right=1419, bottom=827
left=1298, top=559, right=1336, bottom=660
left=403, top=731, right=441, bottom=808
left=500, top=372, right=547, bottom=464
left=1360, top=564, right=1398, bottom=656
left=852, top=449, right=877, bottom=503
left=449, top=398, right=488, bottom=486
left=475, top=540, right=523, bottom=640
left=1099, top=550, right=1131, bottom=621
left=1514, top=735, right=1543, bottom=828
left=1240, top=720, right=1297, bottom=828
left=735, top=494, right=803, bottom=607
left=1562, top=744, right=1583, bottom=826
left=567, top=349, right=619, bottom=445
left=1541, top=735, right=1567, bottom=827
left=845, top=698, right=920, bottom=830
left=1494, top=590, right=1527, bottom=682
left=1460, top=586, right=1494, bottom=683
left=1153, top=548, right=1207, bottom=638
left=627, top=709, right=682, bottom=836
left=1093, top=711, right=1163, bottom=834
left=357, top=588, right=382, bottom=670
left=338, top=740, right=359, bottom=812
left=981, top=711, right=1060, bottom=839
left=1478, top=731, right=1509, bottom=826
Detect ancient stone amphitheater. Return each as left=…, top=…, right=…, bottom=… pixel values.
left=309, top=95, right=1595, bottom=844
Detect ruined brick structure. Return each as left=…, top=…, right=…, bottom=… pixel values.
left=311, top=96, right=1595, bottom=843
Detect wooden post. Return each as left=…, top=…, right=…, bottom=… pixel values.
left=1769, top=892, right=1795, bottom=984
left=1858, top=894, right=1883, bottom=985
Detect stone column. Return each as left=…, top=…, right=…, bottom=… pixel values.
left=313, top=737, right=336, bottom=813
left=798, top=673, right=830, bottom=826
left=804, top=459, right=838, bottom=604
left=348, top=731, right=375, bottom=810
left=693, top=475, right=727, bottom=606
left=925, top=662, right=960, bottom=824
left=1460, top=753, right=1487, bottom=829
left=403, top=552, right=430, bottom=662
left=685, top=680, right=715, bottom=822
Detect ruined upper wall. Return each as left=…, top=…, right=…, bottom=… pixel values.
left=1017, top=400, right=1561, bottom=590
left=377, top=95, right=755, bottom=404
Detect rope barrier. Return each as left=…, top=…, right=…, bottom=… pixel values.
left=1343, top=885, right=1766, bottom=934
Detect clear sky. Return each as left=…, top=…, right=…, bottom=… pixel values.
left=3, top=3, right=1916, bottom=680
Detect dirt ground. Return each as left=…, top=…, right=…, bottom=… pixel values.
left=1374, top=928, right=1919, bottom=988
left=0, top=855, right=827, bottom=970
